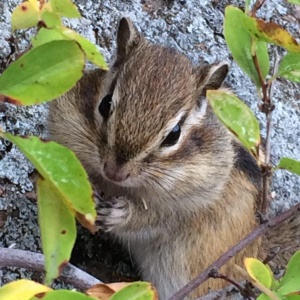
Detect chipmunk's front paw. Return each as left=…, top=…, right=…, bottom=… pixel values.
left=96, top=196, right=130, bottom=232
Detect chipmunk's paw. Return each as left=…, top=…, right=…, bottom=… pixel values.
left=96, top=196, right=130, bottom=232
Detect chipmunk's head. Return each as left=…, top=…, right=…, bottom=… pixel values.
left=95, top=18, right=233, bottom=206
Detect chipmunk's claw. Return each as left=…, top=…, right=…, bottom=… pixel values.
left=95, top=196, right=130, bottom=232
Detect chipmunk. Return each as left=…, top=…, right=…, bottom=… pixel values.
left=47, top=18, right=300, bottom=299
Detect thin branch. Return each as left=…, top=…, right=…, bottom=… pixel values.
left=262, top=246, right=281, bottom=264
left=209, top=270, right=255, bottom=299
left=252, top=47, right=272, bottom=214
left=265, top=49, right=280, bottom=166
left=168, top=202, right=300, bottom=300
left=252, top=46, right=273, bottom=213
left=251, top=0, right=267, bottom=17
left=254, top=48, right=280, bottom=213
left=261, top=162, right=272, bottom=212
left=0, top=248, right=101, bottom=290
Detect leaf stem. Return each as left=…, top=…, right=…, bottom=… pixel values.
left=256, top=48, right=281, bottom=213
left=252, top=49, right=268, bottom=103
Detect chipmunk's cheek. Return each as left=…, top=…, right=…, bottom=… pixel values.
left=158, top=167, right=187, bottom=191
left=160, top=177, right=178, bottom=191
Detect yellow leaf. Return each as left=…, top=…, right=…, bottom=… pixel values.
left=40, top=2, right=53, bottom=13
left=243, top=16, right=300, bottom=52
left=0, top=279, right=51, bottom=300
left=27, top=0, right=39, bottom=11
left=256, top=20, right=300, bottom=52
left=11, top=1, right=39, bottom=31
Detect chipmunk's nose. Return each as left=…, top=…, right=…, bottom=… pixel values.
left=103, top=159, right=130, bottom=182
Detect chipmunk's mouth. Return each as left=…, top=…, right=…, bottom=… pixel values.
left=102, top=172, right=138, bottom=188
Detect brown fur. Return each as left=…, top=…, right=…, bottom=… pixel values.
left=47, top=18, right=299, bottom=299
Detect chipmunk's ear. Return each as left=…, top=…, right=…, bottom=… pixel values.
left=116, top=17, right=142, bottom=60
left=195, top=62, right=229, bottom=95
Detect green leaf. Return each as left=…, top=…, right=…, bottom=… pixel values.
left=278, top=52, right=300, bottom=82
left=256, top=40, right=270, bottom=80
left=207, top=90, right=260, bottom=157
left=224, top=6, right=269, bottom=87
left=3, top=134, right=96, bottom=232
left=37, top=178, right=76, bottom=284
left=277, top=157, right=300, bottom=175
left=110, top=282, right=157, bottom=300
left=31, top=28, right=65, bottom=48
left=11, top=1, right=39, bottom=31
left=244, top=258, right=273, bottom=288
left=41, top=11, right=62, bottom=28
left=265, top=264, right=280, bottom=290
left=49, top=0, right=81, bottom=18
left=62, top=28, right=108, bottom=69
left=0, top=280, right=51, bottom=300
left=257, top=294, right=271, bottom=300
left=288, top=0, right=300, bottom=4
left=257, top=292, right=285, bottom=300
left=277, top=250, right=300, bottom=294
left=0, top=40, right=84, bottom=105
left=31, top=290, right=97, bottom=300
left=31, top=28, right=108, bottom=69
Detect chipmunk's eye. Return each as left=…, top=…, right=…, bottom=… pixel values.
left=161, top=124, right=181, bottom=147
left=99, top=94, right=112, bottom=119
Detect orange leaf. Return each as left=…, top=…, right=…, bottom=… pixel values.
left=86, top=283, right=131, bottom=300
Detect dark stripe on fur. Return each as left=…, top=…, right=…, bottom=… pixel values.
left=232, top=141, right=262, bottom=189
